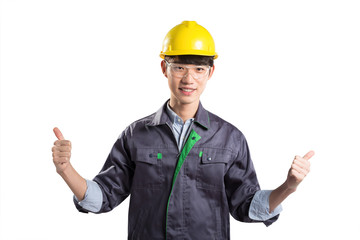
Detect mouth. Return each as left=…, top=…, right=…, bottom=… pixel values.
left=179, top=87, right=196, bottom=95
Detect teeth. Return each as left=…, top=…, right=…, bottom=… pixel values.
left=182, top=89, right=194, bottom=92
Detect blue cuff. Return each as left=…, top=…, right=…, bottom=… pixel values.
left=249, top=190, right=283, bottom=221
left=74, top=179, right=103, bottom=213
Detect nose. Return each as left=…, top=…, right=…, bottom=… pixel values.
left=181, top=70, right=195, bottom=84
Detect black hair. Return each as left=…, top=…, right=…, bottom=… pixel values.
left=164, top=55, right=214, bottom=67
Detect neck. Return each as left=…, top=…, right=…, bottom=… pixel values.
left=169, top=99, right=199, bottom=122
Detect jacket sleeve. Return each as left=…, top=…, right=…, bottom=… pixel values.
left=224, top=134, right=279, bottom=226
left=74, top=129, right=135, bottom=214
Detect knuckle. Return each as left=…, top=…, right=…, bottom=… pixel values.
left=294, top=161, right=302, bottom=168
left=58, top=140, right=68, bottom=146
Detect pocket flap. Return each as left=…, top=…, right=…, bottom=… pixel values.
left=201, top=148, right=232, bottom=164
left=135, top=150, right=161, bottom=165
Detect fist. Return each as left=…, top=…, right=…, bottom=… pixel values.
left=52, top=127, right=72, bottom=174
left=286, top=150, right=314, bottom=191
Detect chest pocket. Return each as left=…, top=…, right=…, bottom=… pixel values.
left=132, top=149, right=164, bottom=190
left=196, top=148, right=232, bottom=191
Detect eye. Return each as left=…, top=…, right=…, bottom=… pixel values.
left=172, top=65, right=185, bottom=72
left=196, top=67, right=206, bottom=72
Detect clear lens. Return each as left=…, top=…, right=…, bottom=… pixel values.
left=166, top=61, right=210, bottom=80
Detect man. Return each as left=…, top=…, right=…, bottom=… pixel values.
left=52, top=21, right=314, bottom=239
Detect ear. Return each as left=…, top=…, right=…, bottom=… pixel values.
left=161, top=60, right=168, bottom=78
left=208, top=64, right=215, bottom=80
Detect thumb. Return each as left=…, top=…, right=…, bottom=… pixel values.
left=53, top=127, right=65, bottom=140
left=303, top=150, right=315, bottom=161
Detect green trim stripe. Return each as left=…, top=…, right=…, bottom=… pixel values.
left=165, top=129, right=201, bottom=238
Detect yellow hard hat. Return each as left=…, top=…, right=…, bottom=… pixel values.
left=160, top=21, right=218, bottom=59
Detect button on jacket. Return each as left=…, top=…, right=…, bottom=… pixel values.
left=75, top=101, right=279, bottom=239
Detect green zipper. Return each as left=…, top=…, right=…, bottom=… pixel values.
left=165, top=129, right=201, bottom=239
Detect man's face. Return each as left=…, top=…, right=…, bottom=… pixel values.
left=161, top=60, right=215, bottom=107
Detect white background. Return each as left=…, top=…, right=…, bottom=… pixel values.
left=1, top=0, right=359, bottom=239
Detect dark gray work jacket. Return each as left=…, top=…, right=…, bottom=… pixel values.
left=75, top=101, right=278, bottom=239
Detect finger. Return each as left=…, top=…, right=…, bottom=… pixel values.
left=53, top=127, right=65, bottom=140
left=303, top=150, right=315, bottom=161
left=54, top=140, right=71, bottom=147
left=52, top=146, right=71, bottom=152
left=53, top=152, right=71, bottom=158
left=292, top=162, right=309, bottom=176
left=294, top=157, right=311, bottom=171
left=52, top=146, right=57, bottom=152
left=53, top=157, right=70, bottom=164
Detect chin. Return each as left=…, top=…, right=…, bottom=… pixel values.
left=179, top=98, right=199, bottom=105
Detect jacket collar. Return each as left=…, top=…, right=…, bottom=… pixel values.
left=147, top=100, right=209, bottom=129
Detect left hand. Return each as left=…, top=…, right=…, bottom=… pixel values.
left=286, top=150, right=314, bottom=191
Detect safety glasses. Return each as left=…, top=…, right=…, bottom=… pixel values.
left=165, top=61, right=211, bottom=80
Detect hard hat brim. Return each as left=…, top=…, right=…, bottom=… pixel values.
left=160, top=51, right=218, bottom=59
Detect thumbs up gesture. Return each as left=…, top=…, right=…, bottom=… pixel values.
left=52, top=127, right=72, bottom=174
left=286, top=150, right=314, bottom=191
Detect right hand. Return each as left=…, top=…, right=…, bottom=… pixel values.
left=285, top=150, right=314, bottom=191
left=52, top=127, right=72, bottom=174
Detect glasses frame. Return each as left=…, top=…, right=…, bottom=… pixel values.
left=165, top=60, right=211, bottom=80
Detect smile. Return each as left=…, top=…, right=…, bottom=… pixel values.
left=180, top=88, right=194, bottom=92
left=179, top=88, right=196, bottom=95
